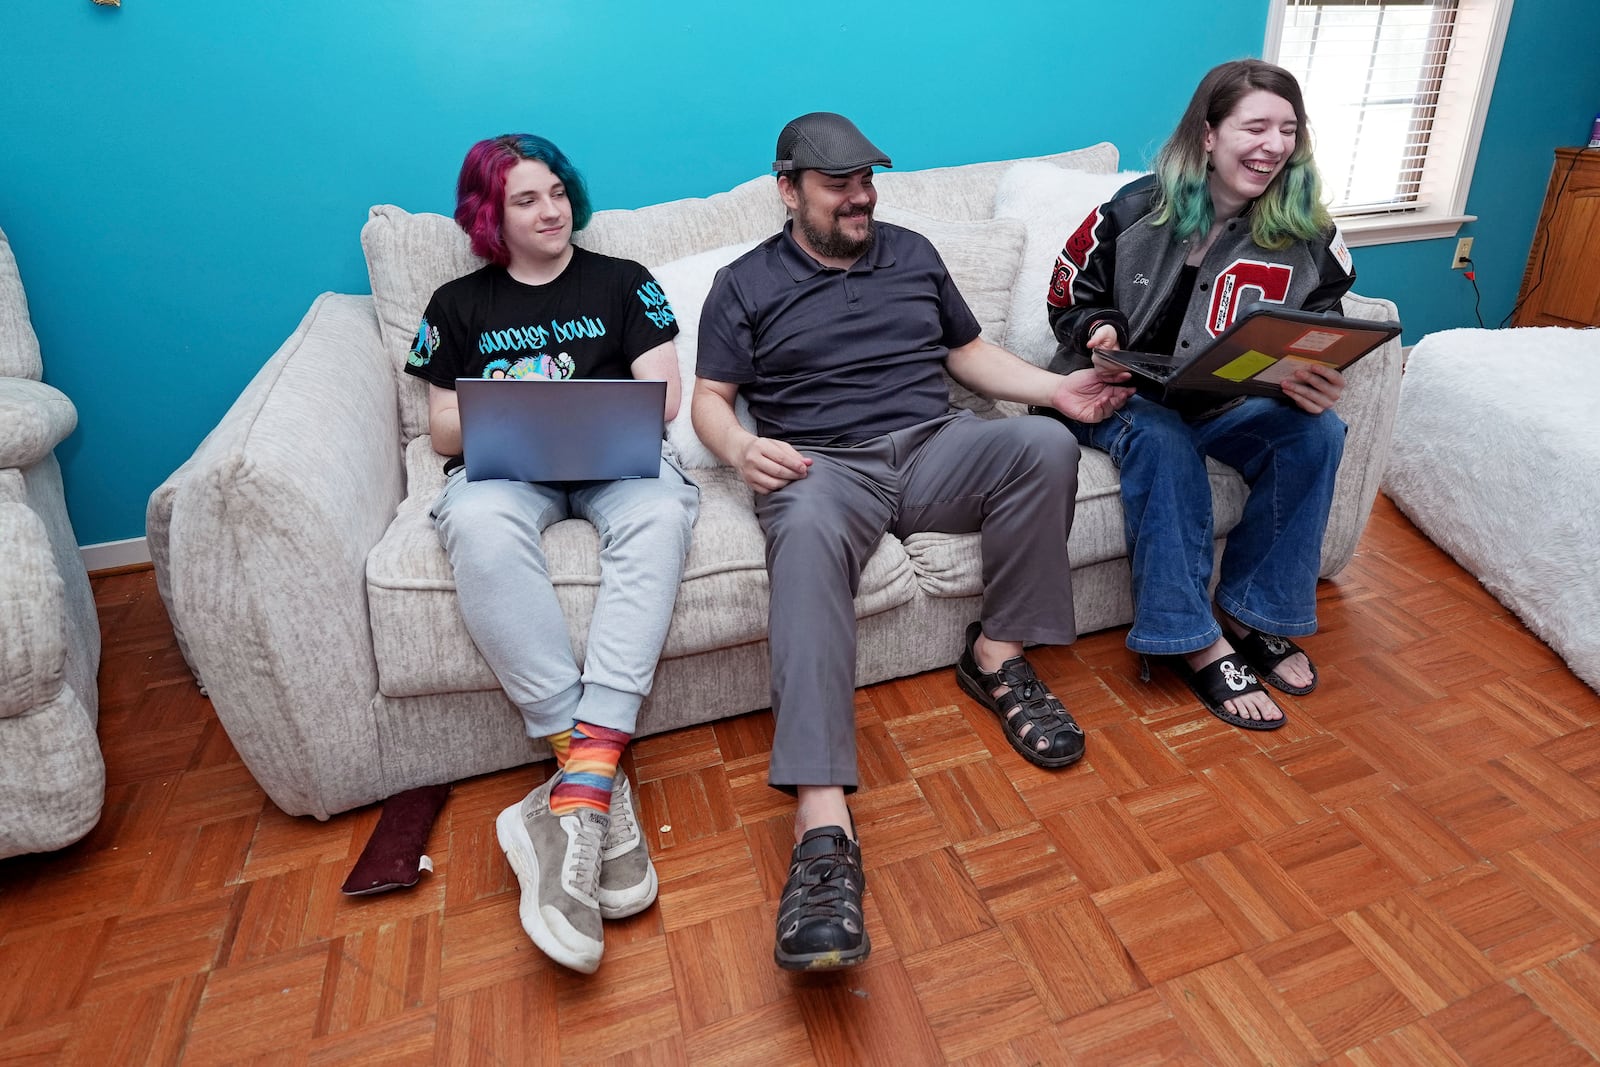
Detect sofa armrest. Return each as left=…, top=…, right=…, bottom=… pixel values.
left=1319, top=291, right=1404, bottom=576
left=0, top=377, right=76, bottom=470
left=152, top=293, right=404, bottom=817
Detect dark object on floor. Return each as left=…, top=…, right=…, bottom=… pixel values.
left=340, top=783, right=452, bottom=895
left=774, top=825, right=871, bottom=971
left=1230, top=628, right=1319, bottom=696
left=956, top=621, right=1085, bottom=768
left=1164, top=654, right=1286, bottom=731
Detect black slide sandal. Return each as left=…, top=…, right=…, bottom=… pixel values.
left=1165, top=654, right=1286, bottom=731
left=1231, top=629, right=1319, bottom=696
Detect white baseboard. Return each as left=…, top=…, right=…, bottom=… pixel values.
left=82, top=536, right=152, bottom=572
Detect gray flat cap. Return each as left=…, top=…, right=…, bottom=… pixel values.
left=773, top=112, right=892, bottom=175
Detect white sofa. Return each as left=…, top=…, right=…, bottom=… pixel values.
left=147, top=144, right=1405, bottom=819
left=0, top=224, right=104, bottom=859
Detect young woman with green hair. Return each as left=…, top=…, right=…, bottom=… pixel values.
left=1040, top=59, right=1357, bottom=730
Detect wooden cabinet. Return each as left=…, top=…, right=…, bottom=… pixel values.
left=1512, top=147, right=1600, bottom=327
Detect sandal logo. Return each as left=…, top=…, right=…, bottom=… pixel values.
left=1221, top=660, right=1257, bottom=691
left=1261, top=634, right=1291, bottom=656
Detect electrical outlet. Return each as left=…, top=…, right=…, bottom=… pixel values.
left=1452, top=237, right=1474, bottom=269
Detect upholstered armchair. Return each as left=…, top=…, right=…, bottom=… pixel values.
left=0, top=224, right=104, bottom=859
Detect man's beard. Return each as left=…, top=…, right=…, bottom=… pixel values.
left=798, top=207, right=874, bottom=260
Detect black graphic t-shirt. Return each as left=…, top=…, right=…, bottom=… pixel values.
left=405, top=247, right=678, bottom=389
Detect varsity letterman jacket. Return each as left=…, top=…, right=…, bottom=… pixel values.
left=1045, top=174, right=1356, bottom=411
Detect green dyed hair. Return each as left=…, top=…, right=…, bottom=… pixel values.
left=1152, top=59, right=1333, bottom=251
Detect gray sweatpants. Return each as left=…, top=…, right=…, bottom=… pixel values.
left=755, top=411, right=1081, bottom=791
left=432, top=455, right=700, bottom=738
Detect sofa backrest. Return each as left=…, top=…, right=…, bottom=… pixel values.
left=362, top=142, right=1122, bottom=444
left=0, top=226, right=44, bottom=382
left=874, top=142, right=1120, bottom=221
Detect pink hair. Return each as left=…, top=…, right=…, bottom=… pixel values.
left=453, top=134, right=593, bottom=266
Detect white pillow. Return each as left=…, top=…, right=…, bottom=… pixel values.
left=651, top=239, right=762, bottom=468
left=993, top=161, right=1148, bottom=369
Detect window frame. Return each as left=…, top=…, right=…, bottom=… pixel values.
left=1264, top=0, right=1516, bottom=247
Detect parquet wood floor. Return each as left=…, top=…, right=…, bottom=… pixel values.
left=4, top=494, right=1600, bottom=1065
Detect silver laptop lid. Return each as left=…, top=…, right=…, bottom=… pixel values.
left=455, top=378, right=667, bottom=482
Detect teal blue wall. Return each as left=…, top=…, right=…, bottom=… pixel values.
left=1349, top=3, right=1600, bottom=340
left=1, top=2, right=1596, bottom=546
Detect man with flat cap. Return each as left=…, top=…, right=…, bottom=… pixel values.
left=692, top=112, right=1132, bottom=971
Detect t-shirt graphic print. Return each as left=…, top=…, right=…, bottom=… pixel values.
left=405, top=247, right=678, bottom=389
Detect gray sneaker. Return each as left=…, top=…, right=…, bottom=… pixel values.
left=598, top=772, right=658, bottom=920
left=495, top=773, right=608, bottom=973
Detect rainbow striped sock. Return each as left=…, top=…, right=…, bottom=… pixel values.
left=546, top=727, right=572, bottom=770
left=548, top=722, right=629, bottom=816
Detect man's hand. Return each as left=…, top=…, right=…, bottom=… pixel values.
left=1049, top=367, right=1133, bottom=424
left=692, top=377, right=813, bottom=493
left=1280, top=362, right=1344, bottom=415
left=737, top=436, right=812, bottom=493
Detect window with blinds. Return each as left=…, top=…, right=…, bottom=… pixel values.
left=1266, top=0, right=1514, bottom=242
left=1278, top=1, right=1454, bottom=213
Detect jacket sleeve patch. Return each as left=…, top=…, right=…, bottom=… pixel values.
left=1327, top=226, right=1354, bottom=276
left=1047, top=206, right=1103, bottom=308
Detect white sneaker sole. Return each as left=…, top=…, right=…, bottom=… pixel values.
left=598, top=862, right=659, bottom=920
left=495, top=802, right=602, bottom=974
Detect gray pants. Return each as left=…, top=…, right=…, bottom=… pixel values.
left=756, top=411, right=1081, bottom=791
left=432, top=455, right=700, bottom=738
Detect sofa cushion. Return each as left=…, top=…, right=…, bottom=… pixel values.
left=361, top=207, right=479, bottom=442
left=874, top=143, right=1120, bottom=221
left=872, top=207, right=1026, bottom=344
left=364, top=440, right=922, bottom=699
left=994, top=160, right=1149, bottom=369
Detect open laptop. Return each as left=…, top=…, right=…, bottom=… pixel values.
left=1097, top=307, right=1402, bottom=400
left=455, top=377, right=667, bottom=482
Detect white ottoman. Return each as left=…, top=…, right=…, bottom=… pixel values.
left=1384, top=326, right=1600, bottom=692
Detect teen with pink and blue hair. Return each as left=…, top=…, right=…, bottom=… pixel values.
left=403, top=133, right=699, bottom=973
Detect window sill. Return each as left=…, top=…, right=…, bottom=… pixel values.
left=1337, top=212, right=1477, bottom=248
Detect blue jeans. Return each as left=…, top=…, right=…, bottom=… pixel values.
left=1067, top=395, right=1345, bottom=655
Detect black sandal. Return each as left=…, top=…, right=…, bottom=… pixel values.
left=956, top=621, right=1085, bottom=768
left=1162, top=653, right=1286, bottom=731
left=1230, top=629, right=1318, bottom=696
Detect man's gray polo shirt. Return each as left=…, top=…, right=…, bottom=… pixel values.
left=697, top=220, right=983, bottom=447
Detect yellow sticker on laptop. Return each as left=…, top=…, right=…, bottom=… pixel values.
left=1213, top=350, right=1276, bottom=382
